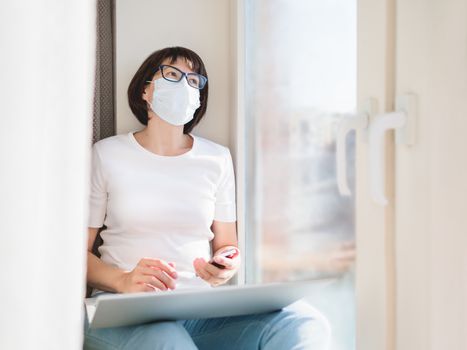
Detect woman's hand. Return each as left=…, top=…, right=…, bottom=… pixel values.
left=193, top=247, right=241, bottom=287
left=116, top=258, right=178, bottom=293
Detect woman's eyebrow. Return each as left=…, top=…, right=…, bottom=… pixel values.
left=170, top=58, right=196, bottom=73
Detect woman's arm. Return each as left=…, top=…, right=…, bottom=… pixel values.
left=193, top=220, right=241, bottom=286
left=86, top=227, right=178, bottom=293
left=86, top=227, right=126, bottom=293
left=211, top=220, right=238, bottom=254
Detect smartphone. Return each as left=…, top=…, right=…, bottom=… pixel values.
left=209, top=248, right=239, bottom=269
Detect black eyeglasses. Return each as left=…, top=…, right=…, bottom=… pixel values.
left=146, top=64, right=208, bottom=90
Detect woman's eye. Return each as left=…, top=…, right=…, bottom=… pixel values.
left=188, top=78, right=198, bottom=86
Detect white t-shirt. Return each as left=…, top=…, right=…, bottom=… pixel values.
left=88, top=131, right=237, bottom=297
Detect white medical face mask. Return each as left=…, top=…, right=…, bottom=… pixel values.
left=148, top=77, right=201, bottom=126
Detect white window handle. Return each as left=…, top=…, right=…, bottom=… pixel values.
left=336, top=98, right=377, bottom=196
left=336, top=112, right=369, bottom=196
left=368, top=94, right=417, bottom=205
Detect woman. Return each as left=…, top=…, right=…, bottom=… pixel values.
left=84, top=46, right=331, bottom=349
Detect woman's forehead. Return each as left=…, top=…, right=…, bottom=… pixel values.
left=161, top=57, right=195, bottom=72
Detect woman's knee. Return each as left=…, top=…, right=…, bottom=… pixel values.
left=262, top=300, right=332, bottom=350
left=122, top=321, right=197, bottom=350
left=85, top=321, right=198, bottom=350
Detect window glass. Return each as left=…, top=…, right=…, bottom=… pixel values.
left=245, top=1, right=357, bottom=348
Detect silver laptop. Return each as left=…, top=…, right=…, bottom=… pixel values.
left=84, top=278, right=337, bottom=329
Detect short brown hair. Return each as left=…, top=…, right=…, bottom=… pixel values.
left=127, top=46, right=209, bottom=133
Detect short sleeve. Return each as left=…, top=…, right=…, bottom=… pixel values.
left=88, top=143, right=108, bottom=228
left=213, top=149, right=237, bottom=222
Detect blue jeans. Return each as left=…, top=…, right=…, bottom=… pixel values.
left=83, top=293, right=331, bottom=350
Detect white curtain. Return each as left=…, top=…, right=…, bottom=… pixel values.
left=0, top=1, right=96, bottom=349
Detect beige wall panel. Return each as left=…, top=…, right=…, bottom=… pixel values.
left=357, top=0, right=396, bottom=348
left=396, top=0, right=467, bottom=349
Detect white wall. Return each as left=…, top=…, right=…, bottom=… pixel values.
left=0, top=1, right=95, bottom=349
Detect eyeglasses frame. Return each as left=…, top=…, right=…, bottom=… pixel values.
left=145, top=64, right=208, bottom=90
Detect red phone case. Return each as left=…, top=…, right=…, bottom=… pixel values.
left=210, top=248, right=239, bottom=269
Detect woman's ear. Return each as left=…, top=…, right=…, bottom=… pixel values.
left=142, top=85, right=153, bottom=120
left=142, top=77, right=155, bottom=101
left=142, top=85, right=149, bottom=103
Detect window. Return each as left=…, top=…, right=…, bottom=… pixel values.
left=244, top=1, right=357, bottom=348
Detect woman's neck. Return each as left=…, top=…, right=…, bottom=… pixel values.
left=135, top=115, right=193, bottom=156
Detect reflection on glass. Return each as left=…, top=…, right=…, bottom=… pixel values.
left=245, top=1, right=356, bottom=349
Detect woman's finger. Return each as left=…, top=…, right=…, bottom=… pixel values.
left=133, top=281, right=159, bottom=292
left=148, top=270, right=175, bottom=290
left=140, top=258, right=178, bottom=279
left=204, top=260, right=235, bottom=277
left=139, top=275, right=168, bottom=290
left=197, top=267, right=224, bottom=285
left=139, top=266, right=176, bottom=289
left=212, top=255, right=239, bottom=269
left=194, top=259, right=216, bottom=278
left=195, top=266, right=212, bottom=281
left=208, top=276, right=225, bottom=286
left=154, top=270, right=177, bottom=290
left=195, top=262, right=233, bottom=286
left=135, top=274, right=166, bottom=290
left=202, top=262, right=233, bottom=280
left=141, top=282, right=161, bottom=292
